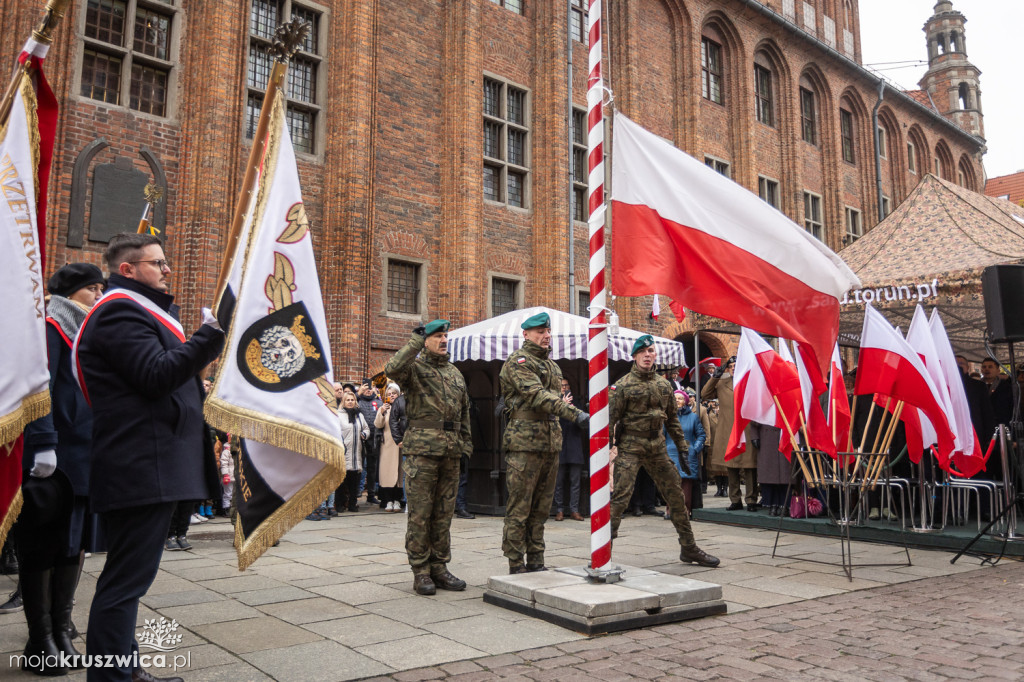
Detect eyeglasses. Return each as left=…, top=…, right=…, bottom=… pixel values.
left=130, top=259, right=171, bottom=270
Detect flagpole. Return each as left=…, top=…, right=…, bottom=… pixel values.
left=212, top=20, right=308, bottom=314
left=0, top=0, right=71, bottom=125
left=586, top=0, right=613, bottom=575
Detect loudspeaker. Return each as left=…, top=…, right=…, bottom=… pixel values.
left=982, top=264, right=1024, bottom=343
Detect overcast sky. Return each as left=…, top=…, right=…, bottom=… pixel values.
left=857, top=0, right=1019, bottom=181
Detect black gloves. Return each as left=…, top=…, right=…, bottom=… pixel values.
left=678, top=459, right=692, bottom=477
left=575, top=412, right=590, bottom=427
left=751, top=438, right=760, bottom=450
left=713, top=365, right=725, bottom=378
left=412, top=325, right=426, bottom=337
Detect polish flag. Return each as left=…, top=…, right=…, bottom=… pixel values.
left=854, top=305, right=955, bottom=462
left=792, top=339, right=838, bottom=457
left=609, top=112, right=860, bottom=377
left=929, top=309, right=987, bottom=477
left=826, top=343, right=852, bottom=457
left=726, top=329, right=802, bottom=460
left=906, top=305, right=957, bottom=470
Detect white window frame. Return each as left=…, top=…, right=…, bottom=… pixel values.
left=803, top=191, right=823, bottom=241
left=483, top=73, right=532, bottom=209
left=704, top=155, right=730, bottom=178
left=488, top=273, right=524, bottom=318
left=758, top=175, right=780, bottom=209
left=382, top=255, right=427, bottom=320
left=907, top=141, right=917, bottom=174
left=844, top=206, right=863, bottom=244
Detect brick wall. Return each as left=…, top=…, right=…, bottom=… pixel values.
left=3, top=0, right=986, bottom=379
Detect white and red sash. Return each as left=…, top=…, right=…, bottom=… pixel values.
left=72, top=289, right=186, bottom=405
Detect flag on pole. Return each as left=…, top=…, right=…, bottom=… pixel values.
left=928, top=309, right=986, bottom=477
left=905, top=305, right=958, bottom=470
left=854, top=305, right=955, bottom=463
left=650, top=294, right=660, bottom=321
left=610, top=112, right=860, bottom=377
left=826, top=343, right=852, bottom=456
left=726, top=329, right=802, bottom=460
left=205, top=85, right=344, bottom=570
left=0, top=36, right=59, bottom=543
left=792, top=340, right=837, bottom=457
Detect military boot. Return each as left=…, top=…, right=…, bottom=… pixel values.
left=20, top=569, right=69, bottom=676
left=430, top=569, right=466, bottom=591
left=680, top=546, right=720, bottom=568
left=413, top=574, right=436, bottom=595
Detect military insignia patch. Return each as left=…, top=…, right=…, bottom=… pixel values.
left=517, top=357, right=527, bottom=364
left=237, top=301, right=329, bottom=392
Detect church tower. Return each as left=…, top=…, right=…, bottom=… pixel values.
left=919, top=1, right=984, bottom=138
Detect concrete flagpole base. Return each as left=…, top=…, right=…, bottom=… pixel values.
left=483, top=565, right=726, bottom=635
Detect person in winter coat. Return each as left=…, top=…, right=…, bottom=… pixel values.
left=336, top=389, right=370, bottom=512
left=219, top=437, right=234, bottom=514
left=19, top=263, right=104, bottom=675
left=554, top=378, right=587, bottom=521
left=375, top=383, right=407, bottom=511
left=665, top=390, right=706, bottom=518
left=702, top=357, right=760, bottom=511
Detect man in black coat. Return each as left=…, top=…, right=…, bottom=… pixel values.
left=75, top=234, right=224, bottom=682
left=553, top=378, right=587, bottom=521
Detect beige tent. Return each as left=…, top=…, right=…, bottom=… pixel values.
left=838, top=173, right=1024, bottom=360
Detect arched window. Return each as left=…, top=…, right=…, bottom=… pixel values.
left=958, top=83, right=971, bottom=110
left=799, top=75, right=818, bottom=145
left=753, top=53, right=775, bottom=126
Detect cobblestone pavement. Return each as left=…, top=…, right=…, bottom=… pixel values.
left=364, top=560, right=1024, bottom=682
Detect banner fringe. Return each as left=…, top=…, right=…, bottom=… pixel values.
left=0, top=489, right=23, bottom=549
left=234, top=464, right=344, bottom=571
left=0, top=391, right=50, bottom=447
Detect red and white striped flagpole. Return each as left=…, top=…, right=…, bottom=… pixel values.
left=586, top=0, right=612, bottom=572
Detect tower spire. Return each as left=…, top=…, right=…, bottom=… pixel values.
left=919, top=1, right=984, bottom=138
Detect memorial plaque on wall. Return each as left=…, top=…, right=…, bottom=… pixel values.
left=88, top=157, right=154, bottom=243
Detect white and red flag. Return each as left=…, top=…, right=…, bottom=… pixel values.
left=791, top=340, right=837, bottom=457
left=726, top=329, right=802, bottom=461
left=905, top=305, right=958, bottom=470
left=610, top=112, right=860, bottom=377
left=928, top=309, right=986, bottom=477
left=826, top=343, right=852, bottom=456
left=854, top=305, right=955, bottom=463
left=0, top=37, right=59, bottom=543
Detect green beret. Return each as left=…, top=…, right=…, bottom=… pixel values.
left=521, top=312, right=551, bottom=330
left=424, top=319, right=450, bottom=336
left=631, top=334, right=655, bottom=356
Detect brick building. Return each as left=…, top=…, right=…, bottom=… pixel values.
left=1, top=0, right=986, bottom=377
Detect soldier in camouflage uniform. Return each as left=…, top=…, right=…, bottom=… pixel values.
left=384, top=319, right=472, bottom=595
left=500, top=312, right=589, bottom=574
left=610, top=335, right=720, bottom=568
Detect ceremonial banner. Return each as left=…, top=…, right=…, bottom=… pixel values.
left=205, top=90, right=343, bottom=570
left=610, top=112, right=860, bottom=377
left=792, top=340, right=837, bottom=457
left=0, top=37, right=58, bottom=543
left=906, top=305, right=957, bottom=470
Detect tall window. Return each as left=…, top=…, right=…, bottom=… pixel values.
left=483, top=76, right=531, bottom=208
left=799, top=87, right=816, bottom=144
left=572, top=108, right=588, bottom=222
left=489, top=0, right=523, bottom=14
left=907, top=141, right=917, bottom=174
left=758, top=176, right=779, bottom=209
left=754, top=64, right=773, bottom=126
left=840, top=109, right=855, bottom=164
left=578, top=289, right=590, bottom=317
left=247, top=0, right=324, bottom=155
left=570, top=0, right=588, bottom=44
left=491, top=277, right=520, bottom=316
left=80, top=0, right=177, bottom=116
left=881, top=195, right=891, bottom=219
left=803, top=191, right=823, bottom=240
left=387, top=260, right=421, bottom=315
left=844, top=207, right=862, bottom=243
left=701, top=37, right=723, bottom=104
left=876, top=125, right=888, bottom=159
left=704, top=156, right=730, bottom=178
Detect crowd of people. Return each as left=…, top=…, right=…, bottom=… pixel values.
left=7, top=231, right=1019, bottom=680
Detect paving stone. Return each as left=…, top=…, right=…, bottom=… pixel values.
left=305, top=613, right=427, bottom=647
left=141, top=589, right=227, bottom=609
left=424, top=614, right=582, bottom=655
left=533, top=582, right=659, bottom=617
left=356, top=634, right=487, bottom=670
left=257, top=596, right=365, bottom=624
left=158, top=599, right=262, bottom=626
left=193, top=616, right=321, bottom=654
left=309, top=580, right=410, bottom=605
left=231, top=585, right=315, bottom=606
left=243, top=639, right=394, bottom=680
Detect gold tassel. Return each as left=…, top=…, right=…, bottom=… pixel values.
left=235, top=464, right=344, bottom=571
left=0, top=489, right=23, bottom=549
left=0, top=391, right=51, bottom=447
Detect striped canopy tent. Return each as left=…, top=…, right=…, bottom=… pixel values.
left=448, top=306, right=685, bottom=367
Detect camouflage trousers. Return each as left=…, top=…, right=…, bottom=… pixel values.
left=403, top=454, right=460, bottom=575
left=502, top=450, right=559, bottom=567
left=610, top=445, right=696, bottom=550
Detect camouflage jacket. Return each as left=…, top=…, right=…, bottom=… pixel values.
left=500, top=340, right=582, bottom=452
left=610, top=365, right=688, bottom=456
left=384, top=334, right=471, bottom=459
